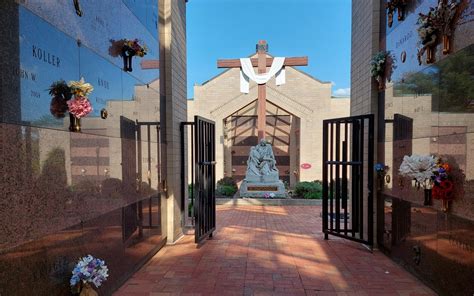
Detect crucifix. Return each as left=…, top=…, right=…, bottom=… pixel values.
left=217, top=40, right=308, bottom=140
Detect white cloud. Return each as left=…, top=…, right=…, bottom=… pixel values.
left=333, top=87, right=350, bottom=97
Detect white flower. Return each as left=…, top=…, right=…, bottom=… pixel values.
left=399, top=154, right=438, bottom=183
left=68, top=77, right=94, bottom=96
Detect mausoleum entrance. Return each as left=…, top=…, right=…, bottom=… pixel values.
left=223, top=99, right=300, bottom=187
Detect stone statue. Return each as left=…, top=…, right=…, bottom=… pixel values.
left=256, top=139, right=279, bottom=176
left=240, top=139, right=287, bottom=198
left=246, top=146, right=262, bottom=177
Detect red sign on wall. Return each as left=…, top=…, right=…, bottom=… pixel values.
left=300, top=163, right=312, bottom=169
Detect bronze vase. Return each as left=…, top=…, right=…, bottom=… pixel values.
left=377, top=175, right=384, bottom=191
left=79, top=283, right=98, bottom=296
left=388, top=12, right=394, bottom=27
left=397, top=7, right=404, bottom=21
left=423, top=188, right=432, bottom=206
left=69, top=113, right=81, bottom=132
left=442, top=35, right=451, bottom=55
left=426, top=46, right=435, bottom=64
left=121, top=47, right=135, bottom=72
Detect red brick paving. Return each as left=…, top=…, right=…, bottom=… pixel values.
left=114, top=206, right=435, bottom=296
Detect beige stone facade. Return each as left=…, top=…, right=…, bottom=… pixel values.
left=159, top=0, right=188, bottom=243
left=188, top=54, right=350, bottom=186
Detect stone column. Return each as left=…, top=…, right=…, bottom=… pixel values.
left=351, top=0, right=381, bottom=246
left=159, top=0, right=187, bottom=244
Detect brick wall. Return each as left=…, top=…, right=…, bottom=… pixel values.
left=350, top=0, right=381, bottom=116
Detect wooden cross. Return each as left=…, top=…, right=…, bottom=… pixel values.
left=217, top=40, right=308, bottom=140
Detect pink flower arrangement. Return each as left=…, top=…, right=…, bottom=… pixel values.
left=49, top=77, right=94, bottom=120
left=67, top=96, right=93, bottom=118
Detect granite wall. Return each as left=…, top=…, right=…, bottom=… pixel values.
left=0, top=1, right=164, bottom=294
left=377, top=0, right=474, bottom=295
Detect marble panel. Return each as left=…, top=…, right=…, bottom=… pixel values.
left=19, top=7, right=80, bottom=127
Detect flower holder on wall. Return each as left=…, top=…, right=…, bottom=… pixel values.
left=370, top=51, right=396, bottom=91
left=109, top=39, right=148, bottom=72
left=49, top=78, right=93, bottom=132
left=121, top=46, right=135, bottom=72
left=423, top=188, right=432, bottom=206
left=416, top=0, right=464, bottom=65
left=69, top=113, right=81, bottom=132
left=386, top=0, right=408, bottom=27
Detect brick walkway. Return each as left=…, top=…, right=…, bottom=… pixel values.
left=115, top=206, right=434, bottom=296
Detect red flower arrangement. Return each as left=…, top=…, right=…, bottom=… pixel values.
left=432, top=179, right=454, bottom=201
left=431, top=159, right=455, bottom=211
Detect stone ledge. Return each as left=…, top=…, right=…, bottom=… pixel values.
left=216, top=198, right=322, bottom=206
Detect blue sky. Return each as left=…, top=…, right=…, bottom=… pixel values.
left=186, top=0, right=351, bottom=99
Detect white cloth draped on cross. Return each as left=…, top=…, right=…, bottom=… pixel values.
left=239, top=57, right=286, bottom=93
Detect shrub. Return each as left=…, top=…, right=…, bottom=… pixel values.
left=217, top=184, right=237, bottom=196
left=217, top=177, right=237, bottom=188
left=216, top=177, right=238, bottom=197
left=294, top=181, right=322, bottom=199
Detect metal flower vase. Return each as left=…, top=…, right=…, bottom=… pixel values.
left=69, top=113, right=81, bottom=132
left=423, top=188, right=432, bottom=206
left=80, top=283, right=98, bottom=296
left=121, top=46, right=136, bottom=72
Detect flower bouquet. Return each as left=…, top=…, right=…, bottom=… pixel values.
left=417, top=0, right=462, bottom=64
left=399, top=154, right=438, bottom=205
left=70, top=255, right=109, bottom=296
left=431, top=159, right=454, bottom=211
left=386, top=0, right=408, bottom=27
left=374, top=163, right=390, bottom=190
left=49, top=78, right=93, bottom=132
left=263, top=192, right=275, bottom=199
left=109, top=39, right=148, bottom=72
left=370, top=51, right=396, bottom=90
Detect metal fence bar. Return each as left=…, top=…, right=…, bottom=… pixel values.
left=335, top=122, right=341, bottom=232
left=342, top=121, right=348, bottom=236
left=329, top=122, right=334, bottom=231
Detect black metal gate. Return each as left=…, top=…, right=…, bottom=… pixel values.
left=322, top=114, right=374, bottom=247
left=181, top=116, right=216, bottom=243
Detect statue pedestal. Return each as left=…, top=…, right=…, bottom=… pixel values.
left=240, top=179, right=287, bottom=198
